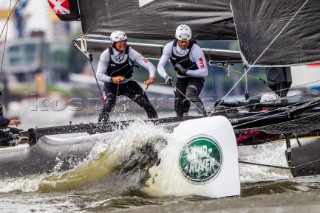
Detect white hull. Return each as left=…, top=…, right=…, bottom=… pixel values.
left=0, top=135, right=95, bottom=179
left=0, top=116, right=241, bottom=198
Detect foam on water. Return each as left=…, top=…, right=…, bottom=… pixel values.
left=0, top=117, right=319, bottom=212
left=0, top=119, right=293, bottom=196
left=238, top=140, right=292, bottom=182
left=0, top=121, right=170, bottom=194
left=0, top=175, right=46, bottom=193
left=142, top=132, right=187, bottom=197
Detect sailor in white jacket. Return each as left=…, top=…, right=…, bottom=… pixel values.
left=96, top=31, right=158, bottom=122
left=157, top=24, right=208, bottom=117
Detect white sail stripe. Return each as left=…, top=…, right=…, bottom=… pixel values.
left=139, top=0, right=155, bottom=7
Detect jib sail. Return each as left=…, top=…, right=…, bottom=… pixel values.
left=231, top=0, right=320, bottom=66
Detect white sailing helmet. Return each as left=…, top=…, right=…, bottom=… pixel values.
left=260, top=92, right=279, bottom=103
left=175, top=24, right=192, bottom=41
left=110, top=31, right=127, bottom=43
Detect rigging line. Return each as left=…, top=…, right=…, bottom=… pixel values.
left=244, top=0, right=310, bottom=68
left=0, top=0, right=19, bottom=38
left=116, top=83, right=120, bottom=99
left=156, top=83, right=316, bottom=122
left=156, top=82, right=316, bottom=113
left=236, top=89, right=319, bottom=114
left=213, top=67, right=217, bottom=99
left=256, top=83, right=320, bottom=100
left=233, top=109, right=294, bottom=129
left=72, top=40, right=105, bottom=103
left=244, top=66, right=249, bottom=100
left=208, top=0, right=310, bottom=117
left=240, top=157, right=320, bottom=170
left=153, top=89, right=317, bottom=128
left=196, top=97, right=277, bottom=121
left=222, top=66, right=267, bottom=83
left=232, top=101, right=317, bottom=129
left=152, top=82, right=168, bottom=85
left=213, top=64, right=319, bottom=109
left=218, top=101, right=302, bottom=126
left=237, top=110, right=320, bottom=134
left=209, top=68, right=261, bottom=117
left=228, top=90, right=316, bottom=114
left=0, top=0, right=14, bottom=74
left=152, top=84, right=309, bottom=122
left=238, top=160, right=290, bottom=170
left=155, top=82, right=316, bottom=122
left=231, top=100, right=309, bottom=129
left=228, top=65, right=320, bottom=94
left=154, top=86, right=315, bottom=129
left=289, top=158, right=320, bottom=169
left=88, top=55, right=104, bottom=104
left=226, top=89, right=315, bottom=118
left=290, top=79, right=320, bottom=90
left=171, top=83, right=205, bottom=115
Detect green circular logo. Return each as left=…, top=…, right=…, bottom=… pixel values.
left=179, top=135, right=223, bottom=183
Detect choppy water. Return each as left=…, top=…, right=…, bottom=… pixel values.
left=1, top=121, right=320, bottom=212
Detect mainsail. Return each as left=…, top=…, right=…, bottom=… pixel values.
left=49, top=0, right=236, bottom=40
left=77, top=0, right=236, bottom=40
left=48, top=0, right=241, bottom=62
left=231, top=0, right=320, bottom=66
left=49, top=0, right=320, bottom=66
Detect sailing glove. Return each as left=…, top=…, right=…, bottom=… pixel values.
left=165, top=75, right=173, bottom=86
left=174, top=64, right=187, bottom=75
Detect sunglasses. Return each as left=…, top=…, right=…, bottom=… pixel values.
left=178, top=40, right=190, bottom=44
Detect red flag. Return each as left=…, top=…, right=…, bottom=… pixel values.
left=48, top=0, right=70, bottom=15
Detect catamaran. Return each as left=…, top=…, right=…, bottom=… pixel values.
left=1, top=0, right=320, bottom=198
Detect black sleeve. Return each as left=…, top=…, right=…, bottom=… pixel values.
left=0, top=116, right=10, bottom=129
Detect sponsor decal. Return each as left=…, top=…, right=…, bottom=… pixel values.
left=308, top=62, right=320, bottom=67
left=143, top=58, right=149, bottom=63
left=48, top=0, right=70, bottom=15
left=229, top=119, right=239, bottom=124
left=179, top=135, right=223, bottom=183
left=199, top=57, right=205, bottom=69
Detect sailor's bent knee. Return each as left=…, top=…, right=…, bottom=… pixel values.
left=105, top=93, right=116, bottom=101
left=186, top=87, right=198, bottom=99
